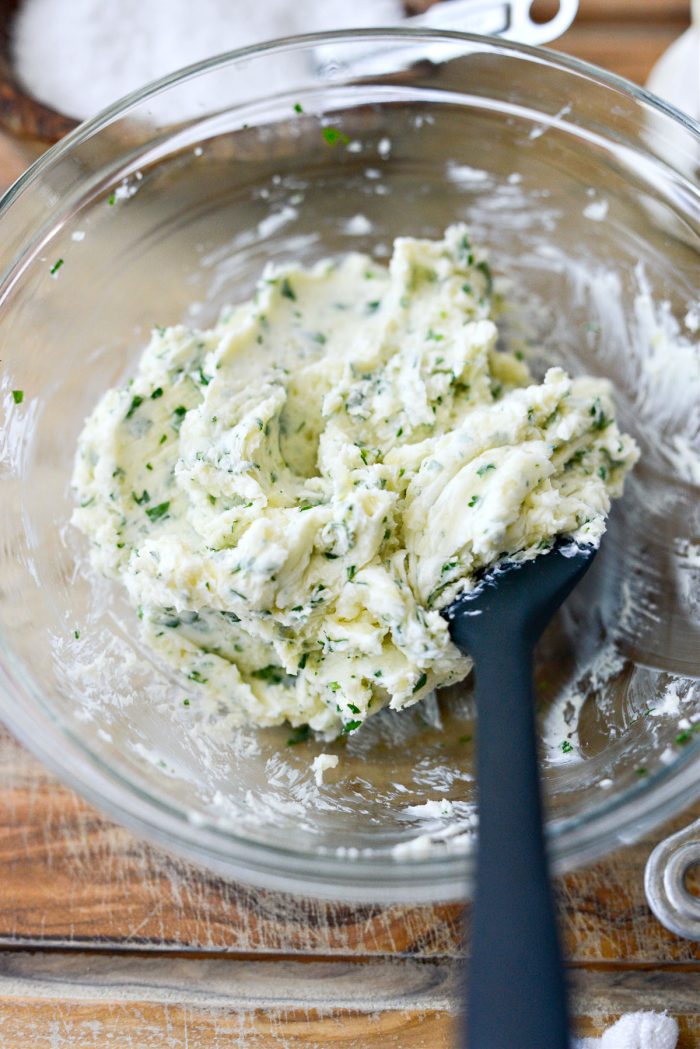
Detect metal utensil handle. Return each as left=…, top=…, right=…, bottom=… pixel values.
left=645, top=816, right=700, bottom=941
left=408, top=0, right=579, bottom=46
left=313, top=0, right=579, bottom=79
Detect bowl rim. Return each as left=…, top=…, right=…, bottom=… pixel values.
left=1, top=26, right=699, bottom=901
left=2, top=24, right=700, bottom=215
left=1, top=17, right=698, bottom=144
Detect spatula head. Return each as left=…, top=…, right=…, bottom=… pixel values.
left=444, top=540, right=598, bottom=654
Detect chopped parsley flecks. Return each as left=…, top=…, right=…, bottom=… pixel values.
left=145, top=501, right=170, bottom=522
left=108, top=191, right=116, bottom=206
left=413, top=672, right=428, bottom=694
left=565, top=449, right=586, bottom=471
left=293, top=102, right=304, bottom=114
left=287, top=723, right=311, bottom=745
left=589, top=398, right=610, bottom=431
left=560, top=740, right=573, bottom=754
left=11, top=389, right=24, bottom=404
left=125, top=395, right=144, bottom=419
left=280, top=277, right=296, bottom=301
left=50, top=258, right=64, bottom=276
left=252, top=664, right=285, bottom=684
left=458, top=234, right=474, bottom=266
left=322, top=126, right=350, bottom=147
left=172, top=405, right=187, bottom=430
left=476, top=259, right=493, bottom=295
left=71, top=224, right=637, bottom=746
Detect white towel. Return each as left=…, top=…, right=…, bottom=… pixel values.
left=574, top=1011, right=679, bottom=1049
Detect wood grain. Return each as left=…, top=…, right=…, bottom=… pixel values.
left=1, top=728, right=699, bottom=965
left=550, top=0, right=691, bottom=84
left=0, top=1002, right=454, bottom=1049
left=0, top=951, right=458, bottom=1048
left=534, top=0, right=690, bottom=22
left=551, top=23, right=689, bottom=84
left=0, top=953, right=699, bottom=1047
left=0, top=127, right=27, bottom=183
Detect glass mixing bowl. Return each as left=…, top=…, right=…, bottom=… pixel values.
left=1, top=30, right=699, bottom=902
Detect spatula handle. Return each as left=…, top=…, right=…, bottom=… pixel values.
left=460, top=635, right=569, bottom=1049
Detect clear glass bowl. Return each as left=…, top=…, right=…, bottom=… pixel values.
left=1, top=30, right=699, bottom=902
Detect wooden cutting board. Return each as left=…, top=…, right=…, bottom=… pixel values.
left=0, top=726, right=698, bottom=1046
left=1, top=1, right=698, bottom=1045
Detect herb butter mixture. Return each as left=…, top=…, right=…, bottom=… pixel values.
left=73, top=226, right=638, bottom=737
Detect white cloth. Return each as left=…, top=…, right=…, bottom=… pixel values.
left=574, top=1012, right=679, bottom=1049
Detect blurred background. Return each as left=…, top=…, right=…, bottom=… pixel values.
left=0, top=0, right=696, bottom=183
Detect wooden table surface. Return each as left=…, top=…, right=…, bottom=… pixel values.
left=1, top=2, right=698, bottom=1046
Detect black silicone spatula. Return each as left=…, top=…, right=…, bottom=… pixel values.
left=443, top=540, right=597, bottom=1049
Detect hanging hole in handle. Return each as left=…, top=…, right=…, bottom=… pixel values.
left=645, top=818, right=700, bottom=941
left=665, top=843, right=700, bottom=921
left=506, top=0, right=578, bottom=46
left=685, top=861, right=700, bottom=900
left=529, top=1, right=561, bottom=25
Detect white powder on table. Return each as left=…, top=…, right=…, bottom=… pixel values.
left=12, top=0, right=403, bottom=123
